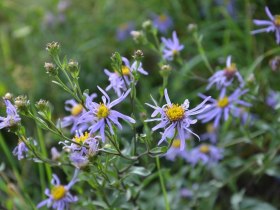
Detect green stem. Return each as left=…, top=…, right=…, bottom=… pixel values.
left=36, top=126, right=52, bottom=182
left=156, top=156, right=170, bottom=210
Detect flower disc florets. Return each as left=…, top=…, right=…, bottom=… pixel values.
left=96, top=103, right=110, bottom=119
left=165, top=104, right=184, bottom=121
left=51, top=185, right=66, bottom=200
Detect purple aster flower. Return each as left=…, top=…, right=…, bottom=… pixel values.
left=69, top=152, right=89, bottom=169
left=78, top=87, right=136, bottom=142
left=12, top=141, right=28, bottom=160
left=104, top=57, right=148, bottom=97
left=161, top=31, right=184, bottom=61
left=266, top=90, right=279, bottom=109
left=251, top=7, right=280, bottom=44
left=207, top=56, right=244, bottom=90
left=145, top=89, right=210, bottom=150
left=180, top=188, right=193, bottom=198
left=0, top=99, right=21, bottom=130
left=116, top=22, right=135, bottom=41
left=200, top=123, right=218, bottom=144
left=165, top=138, right=188, bottom=161
left=197, top=88, right=251, bottom=128
left=61, top=130, right=100, bottom=157
left=187, top=144, right=223, bottom=166
left=152, top=14, right=173, bottom=33
left=60, top=94, right=96, bottom=134
left=37, top=169, right=79, bottom=210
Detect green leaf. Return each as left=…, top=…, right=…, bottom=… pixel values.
left=128, top=166, right=151, bottom=176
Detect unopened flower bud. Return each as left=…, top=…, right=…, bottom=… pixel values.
left=132, top=50, right=144, bottom=61
left=142, top=20, right=152, bottom=30
left=187, top=23, right=197, bottom=33
left=35, top=99, right=49, bottom=111
left=68, top=60, right=79, bottom=77
left=130, top=30, right=145, bottom=43
left=160, top=64, right=172, bottom=77
left=14, top=95, right=29, bottom=110
left=44, top=62, right=57, bottom=76
left=46, top=41, right=60, bottom=55
left=4, top=93, right=13, bottom=100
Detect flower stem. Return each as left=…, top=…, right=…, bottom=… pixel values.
left=156, top=156, right=170, bottom=210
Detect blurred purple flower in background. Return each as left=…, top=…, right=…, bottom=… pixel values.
left=161, top=31, right=184, bottom=61
left=251, top=7, right=280, bottom=44
left=198, top=88, right=251, bottom=127
left=165, top=138, right=188, bottom=161
left=187, top=144, right=223, bottom=166
left=116, top=22, right=135, bottom=41
left=266, top=90, right=279, bottom=109
left=207, top=56, right=244, bottom=90
left=200, top=123, right=218, bottom=144
left=60, top=94, right=96, bottom=134
left=152, top=14, right=173, bottom=33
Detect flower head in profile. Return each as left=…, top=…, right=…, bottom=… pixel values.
left=207, top=56, right=244, bottom=90
left=116, top=22, right=135, bottom=41
left=161, top=31, right=184, bottom=61
left=251, top=7, right=280, bottom=44
left=145, top=89, right=210, bottom=150
left=13, top=140, right=28, bottom=160
left=165, top=138, right=188, bottom=161
left=60, top=94, right=96, bottom=133
left=37, top=169, right=79, bottom=210
left=61, top=130, right=100, bottom=157
left=187, top=144, right=223, bottom=166
left=200, top=123, right=218, bottom=144
left=152, top=14, right=173, bottom=33
left=78, top=87, right=135, bottom=142
left=104, top=57, right=148, bottom=97
left=197, top=88, right=251, bottom=128
left=0, top=99, right=21, bottom=130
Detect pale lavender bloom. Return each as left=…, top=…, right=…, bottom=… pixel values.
left=78, top=87, right=135, bottom=142
left=116, top=22, right=135, bottom=41
left=266, top=90, right=279, bottom=109
left=161, top=31, right=184, bottom=61
left=51, top=147, right=61, bottom=161
left=60, top=94, right=96, bottom=134
left=104, top=57, right=148, bottom=97
left=197, top=88, right=251, bottom=128
left=251, top=7, right=280, bottom=44
left=207, top=56, right=244, bottom=90
left=12, top=141, right=28, bottom=160
left=57, top=0, right=71, bottom=12
left=152, top=14, right=173, bottom=33
left=145, top=89, right=210, bottom=150
left=180, top=188, right=193, bottom=198
left=37, top=169, right=79, bottom=210
left=200, top=123, right=218, bottom=144
left=187, top=144, right=223, bottom=166
left=0, top=99, right=21, bottom=130
left=165, top=138, right=188, bottom=161
left=69, top=152, right=89, bottom=169
left=61, top=130, right=100, bottom=157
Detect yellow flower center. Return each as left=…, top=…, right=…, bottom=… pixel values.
left=51, top=185, right=66, bottom=200
left=159, top=15, right=167, bottom=22
left=199, top=145, right=210, bottom=153
left=97, top=103, right=110, bottom=119
left=172, top=50, right=178, bottom=56
left=71, top=104, right=83, bottom=116
left=206, top=123, right=215, bottom=133
left=121, top=66, right=130, bottom=75
left=274, top=15, right=280, bottom=26
left=172, top=139, right=181, bottom=148
left=74, top=132, right=90, bottom=144
left=217, top=97, right=229, bottom=108
left=165, top=104, right=184, bottom=122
